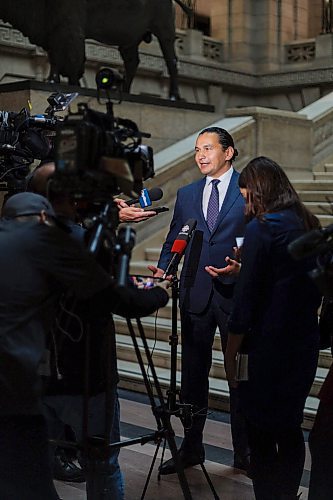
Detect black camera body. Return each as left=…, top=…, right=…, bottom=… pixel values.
left=0, top=92, right=78, bottom=194
left=52, top=102, right=154, bottom=202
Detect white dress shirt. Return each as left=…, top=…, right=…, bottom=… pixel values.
left=202, top=167, right=234, bottom=219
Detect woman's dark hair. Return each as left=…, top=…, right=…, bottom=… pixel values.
left=198, top=127, right=239, bottom=162
left=239, top=156, right=320, bottom=230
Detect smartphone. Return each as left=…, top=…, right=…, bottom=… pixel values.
left=235, top=353, right=249, bottom=381
left=130, top=274, right=163, bottom=289
left=145, top=206, right=169, bottom=214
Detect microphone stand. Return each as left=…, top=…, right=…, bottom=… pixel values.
left=155, top=269, right=220, bottom=499
left=168, top=274, right=181, bottom=413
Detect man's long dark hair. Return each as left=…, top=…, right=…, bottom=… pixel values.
left=239, top=156, right=320, bottom=230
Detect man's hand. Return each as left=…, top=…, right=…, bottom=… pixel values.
left=205, top=256, right=241, bottom=278
left=148, top=265, right=173, bottom=287
left=115, top=198, right=156, bottom=223
left=147, top=265, right=165, bottom=278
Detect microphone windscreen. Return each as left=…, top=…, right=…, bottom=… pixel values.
left=149, top=187, right=163, bottom=202
left=171, top=239, right=187, bottom=255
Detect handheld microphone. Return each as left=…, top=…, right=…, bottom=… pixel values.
left=126, top=187, right=163, bottom=207
left=163, top=218, right=197, bottom=278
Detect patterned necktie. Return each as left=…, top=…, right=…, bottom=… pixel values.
left=206, top=179, right=220, bottom=232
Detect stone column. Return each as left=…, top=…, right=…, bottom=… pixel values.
left=209, top=0, right=311, bottom=71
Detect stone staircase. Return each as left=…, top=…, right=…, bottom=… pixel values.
left=294, top=167, right=333, bottom=228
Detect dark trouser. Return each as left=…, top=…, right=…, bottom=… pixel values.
left=247, top=422, right=305, bottom=500
left=180, top=292, right=248, bottom=458
left=0, top=415, right=59, bottom=500
left=308, top=401, right=333, bottom=500
left=44, top=391, right=124, bottom=500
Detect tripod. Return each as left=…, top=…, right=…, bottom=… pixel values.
left=145, top=274, right=220, bottom=500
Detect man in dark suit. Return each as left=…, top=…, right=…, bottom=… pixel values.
left=149, top=127, right=248, bottom=473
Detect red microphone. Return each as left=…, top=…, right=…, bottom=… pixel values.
left=162, top=219, right=197, bottom=278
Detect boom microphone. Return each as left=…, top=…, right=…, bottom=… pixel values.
left=163, top=218, right=197, bottom=278
left=126, top=187, right=163, bottom=207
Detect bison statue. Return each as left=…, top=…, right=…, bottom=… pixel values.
left=0, top=0, right=192, bottom=100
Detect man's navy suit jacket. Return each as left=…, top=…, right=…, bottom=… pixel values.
left=158, top=170, right=246, bottom=314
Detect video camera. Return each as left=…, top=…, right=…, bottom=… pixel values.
left=52, top=103, right=154, bottom=202
left=0, top=92, right=78, bottom=193
left=288, top=224, right=333, bottom=296
left=51, top=68, right=155, bottom=203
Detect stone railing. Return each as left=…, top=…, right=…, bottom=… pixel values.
left=203, top=35, right=223, bottom=63
left=175, top=29, right=223, bottom=63
left=284, top=39, right=316, bottom=63
left=297, top=92, right=333, bottom=168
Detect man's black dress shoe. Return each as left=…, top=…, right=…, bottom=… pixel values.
left=159, top=448, right=205, bottom=475
left=53, top=452, right=86, bottom=483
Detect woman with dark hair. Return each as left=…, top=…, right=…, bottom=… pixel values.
left=225, top=157, right=321, bottom=500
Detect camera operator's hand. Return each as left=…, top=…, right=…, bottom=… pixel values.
left=147, top=265, right=167, bottom=278
left=115, top=198, right=156, bottom=223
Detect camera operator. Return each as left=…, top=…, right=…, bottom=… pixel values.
left=28, top=161, right=160, bottom=497
left=0, top=191, right=169, bottom=500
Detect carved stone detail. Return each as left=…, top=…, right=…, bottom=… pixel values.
left=175, top=32, right=185, bottom=54
left=203, top=37, right=223, bottom=63
left=0, top=22, right=34, bottom=49
left=285, top=40, right=316, bottom=63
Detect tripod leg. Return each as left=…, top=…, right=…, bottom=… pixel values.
left=200, top=463, right=220, bottom=500
left=158, top=438, right=167, bottom=481
left=127, top=318, right=192, bottom=499
left=141, top=438, right=162, bottom=499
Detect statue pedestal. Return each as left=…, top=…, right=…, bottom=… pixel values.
left=316, top=33, right=333, bottom=59
left=0, top=80, right=215, bottom=154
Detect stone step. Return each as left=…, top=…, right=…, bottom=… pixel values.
left=145, top=247, right=162, bottom=262
left=114, top=315, right=221, bottom=350
left=318, top=348, right=333, bottom=368
left=116, top=333, right=226, bottom=380
left=117, top=358, right=320, bottom=430
left=292, top=180, right=333, bottom=191
left=324, top=163, right=333, bottom=172
left=303, top=201, right=333, bottom=215
left=115, top=332, right=328, bottom=400
left=130, top=259, right=184, bottom=275
left=130, top=260, right=157, bottom=275
left=299, top=190, right=333, bottom=202
left=114, top=316, right=331, bottom=367
left=317, top=214, right=333, bottom=227
left=314, top=172, right=333, bottom=181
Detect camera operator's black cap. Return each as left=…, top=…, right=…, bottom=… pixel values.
left=2, top=193, right=71, bottom=232
left=2, top=192, right=56, bottom=219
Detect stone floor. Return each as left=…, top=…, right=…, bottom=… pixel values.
left=54, top=390, right=310, bottom=499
